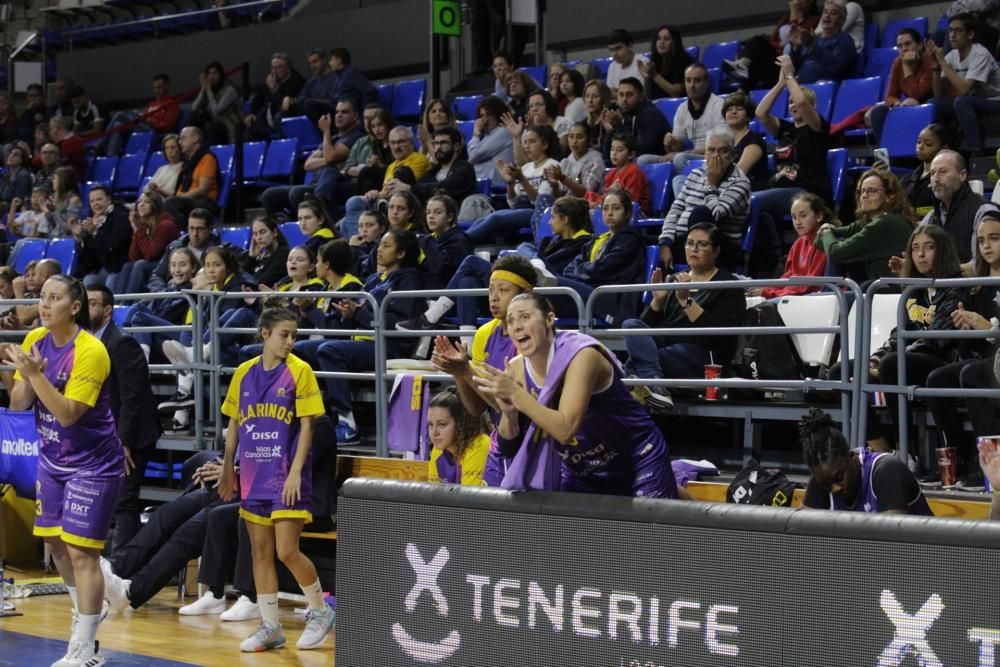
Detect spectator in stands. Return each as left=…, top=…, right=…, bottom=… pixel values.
left=86, top=286, right=162, bottom=552
left=466, top=124, right=561, bottom=244
left=606, top=28, right=648, bottom=93
left=33, top=142, right=61, bottom=191
left=147, top=208, right=219, bottom=292
left=49, top=166, right=82, bottom=238
left=625, top=222, right=745, bottom=411
left=582, top=79, right=611, bottom=153
left=547, top=63, right=568, bottom=110
left=30, top=122, right=52, bottom=167
left=658, top=127, right=751, bottom=269
left=602, top=76, right=669, bottom=164
left=530, top=195, right=595, bottom=275
left=8, top=258, right=60, bottom=330
left=723, top=92, right=769, bottom=191
left=343, top=106, right=393, bottom=195
left=123, top=246, right=198, bottom=360
left=14, top=84, right=48, bottom=144
left=659, top=63, right=725, bottom=175
left=827, top=0, right=865, bottom=52
left=189, top=61, right=243, bottom=145
left=0, top=266, right=15, bottom=322
left=477, top=291, right=677, bottom=497
left=6, top=185, right=52, bottom=239
left=145, top=133, right=184, bottom=199
left=788, top=0, right=858, bottom=82
left=416, top=194, right=474, bottom=290
left=245, top=52, right=305, bottom=142
left=312, top=97, right=366, bottom=218
left=639, top=25, right=694, bottom=100
left=927, top=207, right=1000, bottom=489
left=543, top=122, right=604, bottom=200
left=467, top=96, right=515, bottom=188
left=48, top=116, right=85, bottom=181
left=526, top=89, right=573, bottom=156
left=923, top=149, right=982, bottom=263
left=348, top=210, right=386, bottom=278
left=316, top=228, right=424, bottom=444
left=816, top=169, right=914, bottom=283
left=386, top=191, right=424, bottom=233
left=64, top=86, right=104, bottom=138
left=585, top=132, right=649, bottom=212
left=0, top=145, right=32, bottom=213
left=749, top=192, right=836, bottom=298
left=505, top=70, right=536, bottom=122
left=427, top=388, right=490, bottom=485
left=723, top=0, right=820, bottom=87
left=491, top=50, right=515, bottom=102
left=800, top=408, right=933, bottom=514
left=164, top=126, right=220, bottom=228
left=297, top=197, right=337, bottom=256
left=902, top=124, right=951, bottom=218
left=105, top=73, right=183, bottom=156
left=399, top=126, right=477, bottom=205
left=558, top=69, right=587, bottom=124
left=73, top=184, right=132, bottom=289
left=49, top=77, right=74, bottom=118
left=417, top=98, right=456, bottom=160
left=283, top=48, right=337, bottom=123
left=327, top=47, right=377, bottom=108
left=117, top=191, right=181, bottom=293
left=242, top=214, right=290, bottom=287
left=865, top=29, right=934, bottom=143
left=931, top=14, right=1000, bottom=156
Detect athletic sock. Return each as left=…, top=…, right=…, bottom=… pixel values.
left=177, top=371, right=194, bottom=396
left=66, top=585, right=78, bottom=611
left=300, top=579, right=325, bottom=611
left=340, top=411, right=356, bottom=429
left=422, top=297, right=454, bottom=324
left=76, top=613, right=101, bottom=645
left=258, top=593, right=279, bottom=626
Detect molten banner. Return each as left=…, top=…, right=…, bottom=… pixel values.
left=0, top=409, right=39, bottom=499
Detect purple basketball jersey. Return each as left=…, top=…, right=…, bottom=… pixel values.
left=473, top=319, right=516, bottom=487
left=831, top=448, right=933, bottom=515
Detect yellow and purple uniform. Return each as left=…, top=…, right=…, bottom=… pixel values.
left=222, top=353, right=324, bottom=525
left=471, top=318, right=517, bottom=487
left=18, top=326, right=124, bottom=549
left=427, top=434, right=491, bottom=485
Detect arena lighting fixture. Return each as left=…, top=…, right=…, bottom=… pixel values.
left=9, top=30, right=39, bottom=61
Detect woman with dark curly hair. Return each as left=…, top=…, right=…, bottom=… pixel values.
left=426, top=388, right=491, bottom=485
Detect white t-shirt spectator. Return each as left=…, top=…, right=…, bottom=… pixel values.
left=945, top=42, right=1000, bottom=98
left=508, top=158, right=561, bottom=206
left=672, top=94, right=726, bottom=150
left=607, top=53, right=649, bottom=90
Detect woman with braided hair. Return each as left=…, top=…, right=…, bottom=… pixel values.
left=800, top=408, right=932, bottom=515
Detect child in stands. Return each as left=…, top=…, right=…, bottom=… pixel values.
left=419, top=194, right=474, bottom=289
left=584, top=133, right=650, bottom=214
left=297, top=197, right=337, bottom=256
left=218, top=306, right=335, bottom=652
left=348, top=209, right=387, bottom=279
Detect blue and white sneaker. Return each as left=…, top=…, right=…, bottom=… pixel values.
left=296, top=606, right=336, bottom=649
left=240, top=621, right=286, bottom=652
left=336, top=419, right=359, bottom=445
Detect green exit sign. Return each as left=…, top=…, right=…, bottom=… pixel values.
left=433, top=0, right=461, bottom=36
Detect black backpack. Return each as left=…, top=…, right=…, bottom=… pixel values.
left=731, top=301, right=803, bottom=381
left=726, top=459, right=800, bottom=507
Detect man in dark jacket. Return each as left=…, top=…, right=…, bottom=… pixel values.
left=73, top=185, right=132, bottom=288
left=403, top=126, right=477, bottom=205
left=600, top=77, right=669, bottom=163
left=925, top=149, right=983, bottom=264
left=245, top=52, right=305, bottom=141
left=87, top=286, right=163, bottom=552
left=146, top=209, right=222, bottom=292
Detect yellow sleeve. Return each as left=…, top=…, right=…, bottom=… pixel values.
left=461, top=434, right=491, bottom=486
left=61, top=332, right=110, bottom=408
left=222, top=360, right=252, bottom=419
left=13, top=327, right=48, bottom=382
left=410, top=153, right=432, bottom=181
left=291, top=355, right=324, bottom=418
left=470, top=319, right=500, bottom=366
left=427, top=449, right=442, bottom=483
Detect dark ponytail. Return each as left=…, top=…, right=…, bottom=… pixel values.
left=799, top=408, right=850, bottom=469
left=49, top=274, right=90, bottom=330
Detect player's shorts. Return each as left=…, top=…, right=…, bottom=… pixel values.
left=34, top=464, right=123, bottom=549
left=239, top=498, right=312, bottom=526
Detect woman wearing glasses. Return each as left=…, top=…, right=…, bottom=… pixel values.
left=622, top=222, right=746, bottom=411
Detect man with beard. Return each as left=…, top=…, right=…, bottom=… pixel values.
left=922, top=149, right=982, bottom=264
left=396, top=126, right=477, bottom=206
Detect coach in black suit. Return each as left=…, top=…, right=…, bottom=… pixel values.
left=87, top=286, right=163, bottom=553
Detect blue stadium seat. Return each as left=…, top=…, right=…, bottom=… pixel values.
left=376, top=83, right=395, bottom=110
left=590, top=56, right=612, bottom=77
left=681, top=159, right=705, bottom=178
left=740, top=195, right=762, bottom=273
left=452, top=95, right=482, bottom=121
left=11, top=239, right=47, bottom=274
left=800, top=80, right=837, bottom=121
left=87, top=155, right=118, bottom=187
left=701, top=41, right=740, bottom=70
left=880, top=104, right=935, bottom=159
left=591, top=201, right=641, bottom=234
left=280, top=115, right=322, bottom=158
left=392, top=79, right=427, bottom=121
left=519, top=65, right=547, bottom=87
left=476, top=177, right=491, bottom=195
left=250, top=138, right=298, bottom=186
left=124, top=130, right=154, bottom=156
left=642, top=245, right=661, bottom=304
left=881, top=17, right=928, bottom=48
left=145, top=150, right=166, bottom=178
left=211, top=144, right=235, bottom=174
left=653, top=97, right=686, bottom=126
left=750, top=87, right=788, bottom=119
left=45, top=238, right=78, bottom=276
left=240, top=141, right=267, bottom=183
left=859, top=22, right=880, bottom=76
left=279, top=221, right=307, bottom=246
left=536, top=207, right=554, bottom=242
left=457, top=120, right=475, bottom=143
left=639, top=162, right=674, bottom=216
left=707, top=67, right=722, bottom=94
left=827, top=148, right=848, bottom=210
left=831, top=76, right=883, bottom=126
left=685, top=45, right=699, bottom=61
left=863, top=48, right=898, bottom=80
left=112, top=305, right=128, bottom=325
left=113, top=152, right=146, bottom=199
left=219, top=226, right=251, bottom=250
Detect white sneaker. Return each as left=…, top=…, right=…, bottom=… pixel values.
left=240, top=621, right=286, bottom=652
left=161, top=339, right=194, bottom=366
left=178, top=591, right=226, bottom=616
left=296, top=606, right=335, bottom=649
left=51, top=640, right=105, bottom=667
left=220, top=595, right=259, bottom=622
left=99, top=558, right=130, bottom=614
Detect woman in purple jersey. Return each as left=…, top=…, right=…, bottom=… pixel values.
left=3, top=274, right=124, bottom=667
left=217, top=306, right=334, bottom=653
left=475, top=292, right=677, bottom=497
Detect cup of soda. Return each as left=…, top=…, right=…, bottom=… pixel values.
left=704, top=364, right=723, bottom=400
left=936, top=446, right=957, bottom=488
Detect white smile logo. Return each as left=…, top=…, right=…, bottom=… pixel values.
left=877, top=589, right=944, bottom=667
left=391, top=544, right=461, bottom=663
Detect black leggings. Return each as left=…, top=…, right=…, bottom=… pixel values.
left=927, top=357, right=1000, bottom=465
